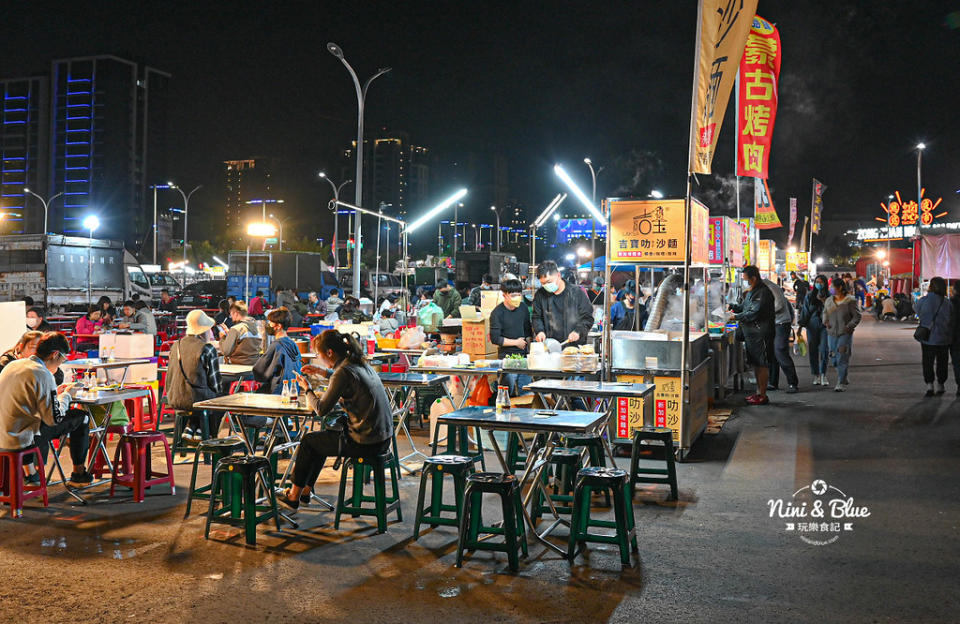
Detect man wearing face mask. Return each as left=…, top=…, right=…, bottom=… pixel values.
left=532, top=261, right=594, bottom=346
left=433, top=279, right=462, bottom=319
left=611, top=288, right=647, bottom=331
left=490, top=278, right=533, bottom=395
left=729, top=265, right=776, bottom=405
left=25, top=307, right=53, bottom=332
left=253, top=307, right=302, bottom=395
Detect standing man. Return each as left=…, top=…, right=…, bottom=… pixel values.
left=587, top=277, right=605, bottom=306
left=729, top=266, right=776, bottom=405
left=468, top=274, right=494, bottom=307
left=433, top=279, right=462, bottom=319
left=489, top=278, right=533, bottom=395
left=532, top=261, right=593, bottom=346
left=764, top=277, right=800, bottom=393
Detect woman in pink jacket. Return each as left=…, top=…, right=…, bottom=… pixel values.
left=74, top=305, right=103, bottom=350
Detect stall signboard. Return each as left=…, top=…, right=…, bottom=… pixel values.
left=737, top=218, right=756, bottom=266
left=708, top=216, right=745, bottom=266
left=609, top=198, right=709, bottom=265
left=785, top=250, right=808, bottom=272
left=615, top=396, right=644, bottom=439
left=757, top=239, right=775, bottom=274
left=653, top=376, right=683, bottom=443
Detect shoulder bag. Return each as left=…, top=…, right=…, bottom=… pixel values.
left=913, top=298, right=943, bottom=342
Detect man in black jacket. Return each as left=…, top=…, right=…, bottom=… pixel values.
left=730, top=265, right=776, bottom=405
left=532, top=261, right=594, bottom=346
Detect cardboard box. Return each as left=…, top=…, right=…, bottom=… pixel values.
left=480, top=290, right=503, bottom=316
left=461, top=316, right=496, bottom=357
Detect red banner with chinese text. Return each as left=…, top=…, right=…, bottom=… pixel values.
left=737, top=16, right=781, bottom=178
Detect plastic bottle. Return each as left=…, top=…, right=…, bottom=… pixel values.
left=281, top=380, right=291, bottom=404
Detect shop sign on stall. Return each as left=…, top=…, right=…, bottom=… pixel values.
left=757, top=239, right=775, bottom=274
left=708, top=216, right=746, bottom=266
left=653, top=376, right=683, bottom=443
left=615, top=396, right=644, bottom=439
left=785, top=250, right=808, bottom=272
left=609, top=198, right=709, bottom=265
left=737, top=218, right=756, bottom=265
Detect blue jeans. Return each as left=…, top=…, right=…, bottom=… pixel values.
left=501, top=373, right=533, bottom=397
left=827, top=333, right=853, bottom=384
left=805, top=324, right=829, bottom=375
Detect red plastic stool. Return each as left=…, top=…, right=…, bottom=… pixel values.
left=228, top=379, right=261, bottom=394
left=88, top=424, right=133, bottom=479
left=124, top=386, right=159, bottom=431
left=0, top=447, right=48, bottom=518
left=110, top=431, right=176, bottom=503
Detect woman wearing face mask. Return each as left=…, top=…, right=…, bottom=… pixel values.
left=279, top=330, right=394, bottom=510
left=799, top=275, right=830, bottom=386
left=25, top=307, right=53, bottom=332
left=822, top=277, right=861, bottom=392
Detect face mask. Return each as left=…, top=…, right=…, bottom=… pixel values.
left=508, top=295, right=523, bottom=306
left=742, top=279, right=751, bottom=289
left=815, top=282, right=825, bottom=291
left=26, top=317, right=39, bottom=328
left=543, top=281, right=559, bottom=294
left=829, top=287, right=837, bottom=295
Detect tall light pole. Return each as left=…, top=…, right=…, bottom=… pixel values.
left=268, top=213, right=289, bottom=251
left=319, top=172, right=352, bottom=270
left=913, top=143, right=925, bottom=292
left=490, top=205, right=501, bottom=251
left=327, top=42, right=391, bottom=297
left=584, top=158, right=604, bottom=276
left=169, top=182, right=201, bottom=265
left=83, top=215, right=99, bottom=305
left=148, top=183, right=174, bottom=264
left=886, top=193, right=894, bottom=285
left=23, top=188, right=64, bottom=235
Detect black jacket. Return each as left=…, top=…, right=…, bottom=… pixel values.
left=732, top=282, right=776, bottom=339
left=307, top=360, right=393, bottom=445
left=799, top=289, right=826, bottom=330
left=951, top=294, right=960, bottom=346
left=531, top=281, right=594, bottom=345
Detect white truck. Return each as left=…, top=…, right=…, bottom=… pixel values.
left=0, top=234, right=151, bottom=311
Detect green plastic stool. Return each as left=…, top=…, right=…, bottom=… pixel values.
left=567, top=467, right=638, bottom=566
left=171, top=411, right=211, bottom=465
left=204, top=455, right=282, bottom=546
left=431, top=423, right=486, bottom=471
left=413, top=454, right=474, bottom=539
left=629, top=427, right=678, bottom=501
left=505, top=432, right=529, bottom=473
left=184, top=436, right=246, bottom=518
left=456, top=472, right=528, bottom=573
left=562, top=433, right=610, bottom=505
left=530, top=447, right=582, bottom=525
left=335, top=451, right=402, bottom=534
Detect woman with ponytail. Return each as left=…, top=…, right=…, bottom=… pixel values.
left=279, top=330, right=393, bottom=510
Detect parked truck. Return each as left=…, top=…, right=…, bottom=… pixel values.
left=226, top=250, right=339, bottom=304
left=0, top=234, right=151, bottom=310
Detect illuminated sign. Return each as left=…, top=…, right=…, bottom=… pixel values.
left=879, top=190, right=946, bottom=229
left=556, top=218, right=606, bottom=244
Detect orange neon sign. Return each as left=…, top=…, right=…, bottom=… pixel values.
left=877, top=190, right=946, bottom=228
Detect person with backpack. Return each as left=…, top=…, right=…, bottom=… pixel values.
left=915, top=276, right=953, bottom=397
left=791, top=271, right=809, bottom=310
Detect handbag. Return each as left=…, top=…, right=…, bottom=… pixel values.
left=913, top=298, right=943, bottom=342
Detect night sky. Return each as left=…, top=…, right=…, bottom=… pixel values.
left=4, top=1, right=960, bottom=250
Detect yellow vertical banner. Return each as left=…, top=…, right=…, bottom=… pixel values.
left=690, top=0, right=761, bottom=174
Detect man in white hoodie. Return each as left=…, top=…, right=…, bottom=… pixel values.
left=763, top=278, right=799, bottom=393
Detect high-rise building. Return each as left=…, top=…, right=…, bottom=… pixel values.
left=342, top=128, right=429, bottom=218
left=223, top=157, right=279, bottom=236
left=47, top=56, right=170, bottom=247
left=0, top=76, right=50, bottom=234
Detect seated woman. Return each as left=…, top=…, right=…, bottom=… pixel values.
left=26, top=307, right=54, bottom=333
left=74, top=305, right=104, bottom=351
left=279, top=330, right=394, bottom=510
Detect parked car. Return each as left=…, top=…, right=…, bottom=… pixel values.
left=147, top=272, right=183, bottom=303
left=178, top=279, right=227, bottom=307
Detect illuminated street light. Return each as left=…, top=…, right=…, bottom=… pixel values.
left=553, top=164, right=606, bottom=225
left=247, top=222, right=277, bottom=237
left=82, top=215, right=99, bottom=234
left=405, top=188, right=468, bottom=234
left=649, top=189, right=664, bottom=199
left=876, top=249, right=886, bottom=259
left=23, top=187, right=64, bottom=234
left=816, top=257, right=825, bottom=265
left=577, top=246, right=591, bottom=257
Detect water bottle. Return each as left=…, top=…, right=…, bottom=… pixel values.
left=495, top=385, right=510, bottom=415
left=281, top=380, right=291, bottom=404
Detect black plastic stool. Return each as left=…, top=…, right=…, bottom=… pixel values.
left=185, top=436, right=246, bottom=518
left=456, top=472, right=528, bottom=572
left=530, top=447, right=582, bottom=525
left=629, top=427, right=678, bottom=501
left=335, top=451, right=402, bottom=534
left=568, top=467, right=638, bottom=566
left=204, top=455, right=281, bottom=546
left=413, top=454, right=474, bottom=539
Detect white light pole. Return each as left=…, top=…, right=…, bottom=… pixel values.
left=23, top=188, right=64, bottom=235
left=169, top=182, right=201, bottom=265
left=148, top=183, right=173, bottom=264
left=319, top=172, right=352, bottom=269
left=267, top=213, right=288, bottom=251
left=912, top=143, right=925, bottom=293
left=583, top=158, right=604, bottom=275
left=327, top=42, right=391, bottom=297
left=490, top=205, right=501, bottom=251
left=83, top=215, right=100, bottom=305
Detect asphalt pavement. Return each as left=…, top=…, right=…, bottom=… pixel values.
left=0, top=316, right=957, bottom=623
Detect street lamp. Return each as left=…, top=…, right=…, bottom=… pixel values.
left=319, top=172, right=352, bottom=269
left=327, top=41, right=392, bottom=297
left=83, top=215, right=99, bottom=305
left=912, top=143, right=925, bottom=292
left=245, top=222, right=278, bottom=301
left=490, top=205, right=501, bottom=251
left=169, top=182, right=201, bottom=265
left=649, top=189, right=664, bottom=199
left=23, top=188, right=64, bottom=235
left=267, top=213, right=290, bottom=251
left=583, top=158, right=605, bottom=275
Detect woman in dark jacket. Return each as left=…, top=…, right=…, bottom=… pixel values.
left=949, top=282, right=960, bottom=397
left=915, top=276, right=953, bottom=396
left=799, top=275, right=830, bottom=386
left=279, top=330, right=394, bottom=510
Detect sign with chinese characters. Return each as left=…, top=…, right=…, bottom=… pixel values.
left=811, top=179, right=826, bottom=234
left=737, top=218, right=756, bottom=266
left=880, top=190, right=946, bottom=230
left=785, top=251, right=808, bottom=272
left=708, top=216, right=745, bottom=266
left=609, top=199, right=709, bottom=265
left=691, top=0, right=760, bottom=174
left=615, top=396, right=644, bottom=439
left=737, top=16, right=781, bottom=178
left=757, top=239, right=775, bottom=274
left=653, top=376, right=682, bottom=443
left=754, top=178, right=782, bottom=229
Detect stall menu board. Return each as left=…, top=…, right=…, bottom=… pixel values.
left=614, top=375, right=682, bottom=443
left=736, top=218, right=756, bottom=266
left=757, top=239, right=775, bottom=274
left=609, top=198, right=709, bottom=265
left=785, top=250, right=808, bottom=272
left=708, top=216, right=745, bottom=267
left=616, top=396, right=644, bottom=439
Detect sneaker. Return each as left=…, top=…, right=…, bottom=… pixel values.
left=181, top=427, right=194, bottom=443
left=834, top=383, right=845, bottom=392
left=24, top=472, right=41, bottom=486
left=747, top=394, right=770, bottom=405
left=278, top=488, right=300, bottom=511
left=935, top=384, right=946, bottom=396
left=70, top=470, right=94, bottom=484
left=786, top=385, right=798, bottom=394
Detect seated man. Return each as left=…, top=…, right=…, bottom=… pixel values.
left=218, top=301, right=261, bottom=365
left=117, top=300, right=157, bottom=334
left=253, top=307, right=302, bottom=395
left=0, top=332, right=92, bottom=484
left=157, top=288, right=178, bottom=313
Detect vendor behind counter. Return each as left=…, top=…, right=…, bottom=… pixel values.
left=531, top=260, right=593, bottom=346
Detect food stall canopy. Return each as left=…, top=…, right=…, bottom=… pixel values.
left=921, top=233, right=960, bottom=279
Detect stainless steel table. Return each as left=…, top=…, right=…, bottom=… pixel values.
left=62, top=358, right=153, bottom=386
left=379, top=372, right=450, bottom=473
left=436, top=406, right=609, bottom=556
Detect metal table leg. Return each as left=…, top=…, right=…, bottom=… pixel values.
left=392, top=387, right=429, bottom=473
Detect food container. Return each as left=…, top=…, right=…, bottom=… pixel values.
left=561, top=354, right=581, bottom=372
left=579, top=353, right=599, bottom=372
